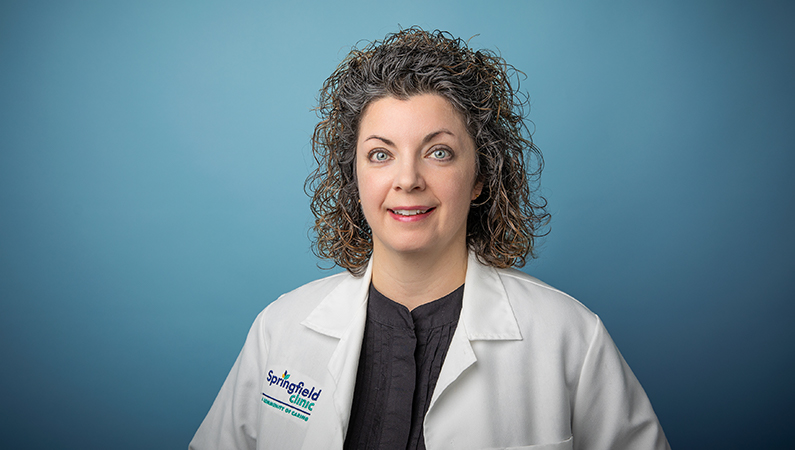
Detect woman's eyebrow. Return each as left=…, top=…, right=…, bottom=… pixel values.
left=362, top=135, right=394, bottom=146
left=422, top=129, right=455, bottom=145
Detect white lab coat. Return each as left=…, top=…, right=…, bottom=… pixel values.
left=190, top=254, right=670, bottom=450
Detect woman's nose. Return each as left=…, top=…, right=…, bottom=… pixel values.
left=394, top=157, right=425, bottom=192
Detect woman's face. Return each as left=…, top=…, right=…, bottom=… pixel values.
left=356, top=93, right=482, bottom=262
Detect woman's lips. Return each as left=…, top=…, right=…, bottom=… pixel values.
left=388, top=207, right=435, bottom=222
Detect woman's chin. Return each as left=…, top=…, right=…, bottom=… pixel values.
left=374, top=236, right=464, bottom=261
left=374, top=238, right=434, bottom=257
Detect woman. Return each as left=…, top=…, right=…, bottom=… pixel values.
left=190, top=28, right=670, bottom=450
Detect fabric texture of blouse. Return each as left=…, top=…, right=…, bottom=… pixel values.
left=343, top=283, right=464, bottom=450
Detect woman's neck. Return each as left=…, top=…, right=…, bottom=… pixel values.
left=370, top=245, right=468, bottom=311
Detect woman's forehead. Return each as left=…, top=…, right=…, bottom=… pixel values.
left=357, top=94, right=470, bottom=143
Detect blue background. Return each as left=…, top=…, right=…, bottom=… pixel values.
left=1, top=1, right=793, bottom=449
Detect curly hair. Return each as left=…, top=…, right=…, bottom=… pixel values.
left=305, top=27, right=549, bottom=275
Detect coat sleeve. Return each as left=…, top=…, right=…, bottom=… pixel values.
left=571, top=316, right=670, bottom=450
left=189, top=311, right=269, bottom=450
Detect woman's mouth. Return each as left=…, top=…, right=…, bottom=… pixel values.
left=390, top=208, right=432, bottom=216
left=388, top=207, right=435, bottom=221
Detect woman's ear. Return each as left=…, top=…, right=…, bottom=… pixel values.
left=471, top=180, right=484, bottom=201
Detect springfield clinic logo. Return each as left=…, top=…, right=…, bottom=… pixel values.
left=261, top=369, right=322, bottom=422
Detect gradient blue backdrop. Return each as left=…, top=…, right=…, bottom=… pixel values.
left=1, top=1, right=793, bottom=449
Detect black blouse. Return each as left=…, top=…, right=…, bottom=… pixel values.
left=343, top=283, right=464, bottom=450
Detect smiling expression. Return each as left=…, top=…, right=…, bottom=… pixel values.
left=356, top=94, right=482, bottom=261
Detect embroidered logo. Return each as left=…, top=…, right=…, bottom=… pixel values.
left=261, top=369, right=322, bottom=423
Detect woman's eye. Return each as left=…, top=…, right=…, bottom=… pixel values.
left=370, top=151, right=389, bottom=162
left=430, top=148, right=451, bottom=160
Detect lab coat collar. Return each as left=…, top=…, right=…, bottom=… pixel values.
left=300, top=258, right=373, bottom=338
left=298, top=253, right=523, bottom=442
left=461, top=252, right=523, bottom=341
left=301, top=252, right=523, bottom=342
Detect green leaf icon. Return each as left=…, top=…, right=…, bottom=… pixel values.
left=282, top=371, right=290, bottom=380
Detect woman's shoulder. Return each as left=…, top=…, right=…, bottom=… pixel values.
left=494, top=266, right=600, bottom=334
left=259, top=270, right=353, bottom=320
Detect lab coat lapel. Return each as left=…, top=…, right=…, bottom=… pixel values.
left=300, top=260, right=373, bottom=447
left=428, top=254, right=523, bottom=410
left=298, top=255, right=523, bottom=442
